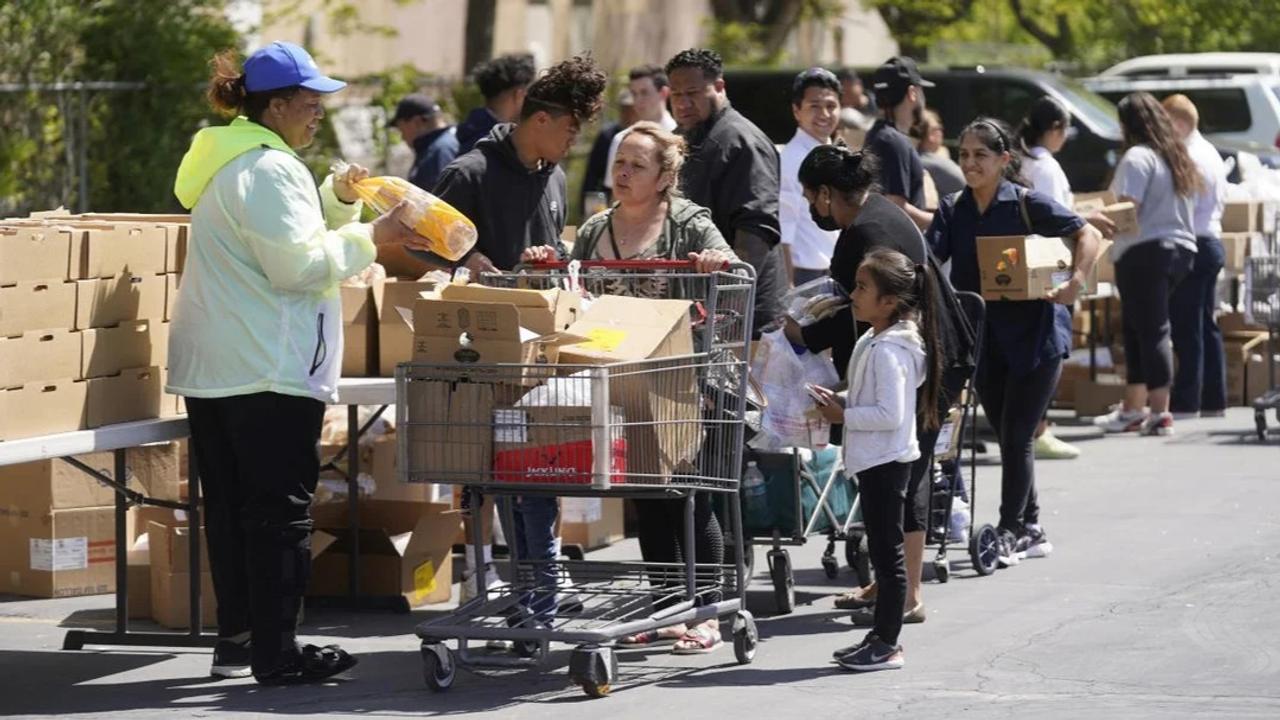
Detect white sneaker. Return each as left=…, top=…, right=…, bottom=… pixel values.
left=459, top=564, right=506, bottom=604
left=1033, top=429, right=1081, bottom=459
left=1140, top=412, right=1174, bottom=437
left=1092, top=407, right=1147, bottom=433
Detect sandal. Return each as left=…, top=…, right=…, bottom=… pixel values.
left=255, top=644, right=358, bottom=686
left=671, top=624, right=723, bottom=655
left=834, top=590, right=876, bottom=610
left=620, top=625, right=686, bottom=646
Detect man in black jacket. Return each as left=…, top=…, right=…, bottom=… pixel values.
left=666, top=48, right=785, bottom=332
left=426, top=56, right=607, bottom=615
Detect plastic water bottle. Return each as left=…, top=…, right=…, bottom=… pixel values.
left=743, top=461, right=767, bottom=519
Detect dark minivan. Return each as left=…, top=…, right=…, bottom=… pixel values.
left=723, top=65, right=1123, bottom=191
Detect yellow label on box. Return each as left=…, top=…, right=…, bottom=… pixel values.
left=574, top=328, right=627, bottom=352
left=412, top=560, right=436, bottom=603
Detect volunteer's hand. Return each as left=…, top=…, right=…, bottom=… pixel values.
left=782, top=315, right=805, bottom=346
left=334, top=163, right=369, bottom=204
left=688, top=249, right=730, bottom=274
left=521, top=246, right=557, bottom=265
left=1086, top=210, right=1117, bottom=239
left=1047, top=275, right=1083, bottom=306
left=808, top=384, right=845, bottom=424
left=370, top=201, right=418, bottom=247
left=464, top=251, right=499, bottom=276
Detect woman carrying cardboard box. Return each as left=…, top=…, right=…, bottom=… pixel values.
left=167, top=42, right=418, bottom=684
left=926, top=117, right=1103, bottom=568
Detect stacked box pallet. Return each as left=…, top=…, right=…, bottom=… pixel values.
left=0, top=211, right=188, bottom=440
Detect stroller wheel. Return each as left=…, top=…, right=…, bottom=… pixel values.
left=768, top=549, right=795, bottom=615
left=1257, top=410, right=1267, bottom=442
left=970, top=524, right=1000, bottom=576
left=933, top=560, right=950, bottom=584
left=845, top=533, right=872, bottom=588
left=821, top=553, right=839, bottom=580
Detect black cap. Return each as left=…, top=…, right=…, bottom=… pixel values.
left=387, top=94, right=441, bottom=127
left=871, top=56, right=934, bottom=105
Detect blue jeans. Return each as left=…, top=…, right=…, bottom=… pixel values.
left=503, top=496, right=560, bottom=623
left=1169, top=235, right=1227, bottom=413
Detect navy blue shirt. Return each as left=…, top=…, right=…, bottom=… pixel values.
left=408, top=126, right=460, bottom=191
left=926, top=180, right=1086, bottom=377
left=456, top=107, right=499, bottom=155
left=865, top=119, right=926, bottom=210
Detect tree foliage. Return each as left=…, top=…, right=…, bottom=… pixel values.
left=707, top=0, right=844, bottom=66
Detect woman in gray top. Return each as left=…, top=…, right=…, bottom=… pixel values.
left=523, top=121, right=735, bottom=654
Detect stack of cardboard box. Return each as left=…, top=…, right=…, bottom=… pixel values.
left=0, top=211, right=187, bottom=440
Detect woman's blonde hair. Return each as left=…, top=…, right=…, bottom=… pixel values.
left=620, top=120, right=686, bottom=201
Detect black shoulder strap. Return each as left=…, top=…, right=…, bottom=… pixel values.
left=1016, top=185, right=1033, bottom=234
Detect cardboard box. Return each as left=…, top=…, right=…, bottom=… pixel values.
left=1073, top=191, right=1115, bottom=213
left=404, top=380, right=494, bottom=483
left=0, top=379, right=88, bottom=440
left=1225, top=332, right=1273, bottom=406
left=81, top=319, right=162, bottom=379
left=438, top=284, right=582, bottom=336
left=147, top=521, right=216, bottom=629
left=1075, top=192, right=1137, bottom=235
left=410, top=297, right=577, bottom=381
left=164, top=273, right=180, bottom=322
left=377, top=279, right=436, bottom=376
left=557, top=295, right=702, bottom=480
left=560, top=497, right=626, bottom=550
left=309, top=501, right=460, bottom=607
left=0, top=226, right=73, bottom=284
left=316, top=435, right=448, bottom=504
left=1, top=221, right=168, bottom=279
left=86, top=366, right=162, bottom=428
left=0, top=505, right=119, bottom=598
left=977, top=235, right=1078, bottom=301
left=0, top=329, right=81, bottom=388
left=1054, top=362, right=1094, bottom=406
left=340, top=284, right=378, bottom=377
left=1222, top=200, right=1262, bottom=233
left=0, top=442, right=179, bottom=510
left=492, top=405, right=627, bottom=486
left=75, top=215, right=189, bottom=274
left=74, top=273, right=165, bottom=330
left=1220, top=232, right=1256, bottom=274
left=0, top=280, right=78, bottom=337
left=1074, top=375, right=1127, bottom=417
left=1219, top=312, right=1267, bottom=334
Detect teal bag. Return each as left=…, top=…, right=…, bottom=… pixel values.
left=740, top=446, right=856, bottom=538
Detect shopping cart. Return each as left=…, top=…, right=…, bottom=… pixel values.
left=1245, top=256, right=1280, bottom=440
left=397, top=260, right=758, bottom=697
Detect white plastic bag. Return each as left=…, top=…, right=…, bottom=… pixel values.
left=749, top=329, right=839, bottom=448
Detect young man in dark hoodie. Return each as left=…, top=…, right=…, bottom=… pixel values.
left=455, top=53, right=537, bottom=155
left=665, top=48, right=785, bottom=333
left=429, top=55, right=608, bottom=618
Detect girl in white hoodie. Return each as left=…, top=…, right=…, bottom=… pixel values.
left=809, top=248, right=944, bottom=672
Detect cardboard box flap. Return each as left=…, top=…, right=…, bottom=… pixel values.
left=414, top=298, right=521, bottom=341
left=440, top=284, right=582, bottom=334
left=403, top=509, right=462, bottom=558
left=560, top=294, right=694, bottom=362
left=1073, top=191, right=1117, bottom=213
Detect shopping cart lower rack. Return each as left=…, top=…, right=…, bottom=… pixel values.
left=397, top=352, right=756, bottom=697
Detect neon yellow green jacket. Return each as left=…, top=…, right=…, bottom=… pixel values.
left=167, top=117, right=375, bottom=402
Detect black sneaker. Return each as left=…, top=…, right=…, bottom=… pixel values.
left=1018, top=524, right=1053, bottom=559
left=997, top=529, right=1021, bottom=567
left=254, top=643, right=358, bottom=686
left=835, top=636, right=903, bottom=672
left=210, top=638, right=252, bottom=679
left=831, top=634, right=871, bottom=659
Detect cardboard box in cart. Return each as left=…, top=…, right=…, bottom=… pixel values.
left=492, top=405, right=627, bottom=486
left=438, top=284, right=582, bottom=335
left=557, top=295, right=703, bottom=481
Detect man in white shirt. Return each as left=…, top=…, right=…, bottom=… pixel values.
left=1162, top=94, right=1229, bottom=417
left=604, top=64, right=677, bottom=191
left=780, top=67, right=842, bottom=285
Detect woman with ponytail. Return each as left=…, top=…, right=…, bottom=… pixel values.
left=809, top=248, right=945, bottom=671
left=169, top=43, right=417, bottom=685
left=927, top=117, right=1104, bottom=568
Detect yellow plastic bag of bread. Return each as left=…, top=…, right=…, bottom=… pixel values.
left=332, top=161, right=477, bottom=261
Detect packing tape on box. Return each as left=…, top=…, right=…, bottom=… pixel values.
left=412, top=560, right=437, bottom=605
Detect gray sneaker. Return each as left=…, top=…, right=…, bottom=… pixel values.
left=997, top=529, right=1021, bottom=567
left=835, top=636, right=904, bottom=672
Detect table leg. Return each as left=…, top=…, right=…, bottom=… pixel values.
left=114, top=450, right=128, bottom=634
left=348, top=404, right=360, bottom=600
left=188, top=443, right=203, bottom=637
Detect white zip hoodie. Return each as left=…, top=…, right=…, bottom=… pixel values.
left=842, top=319, right=927, bottom=475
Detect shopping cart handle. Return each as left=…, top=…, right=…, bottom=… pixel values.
left=523, top=259, right=731, bottom=270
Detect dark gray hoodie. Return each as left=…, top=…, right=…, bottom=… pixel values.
left=431, top=122, right=568, bottom=271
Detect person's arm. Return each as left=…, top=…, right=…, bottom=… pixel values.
left=240, top=160, right=376, bottom=293
left=886, top=194, right=935, bottom=230
left=1024, top=189, right=1099, bottom=304
left=719, top=138, right=782, bottom=259
left=844, top=347, right=911, bottom=431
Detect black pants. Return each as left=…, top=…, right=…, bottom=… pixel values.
left=1115, top=240, right=1195, bottom=390
left=635, top=494, right=724, bottom=607
left=976, top=343, right=1061, bottom=533
left=1170, top=235, right=1228, bottom=413
left=185, top=392, right=325, bottom=676
left=857, top=460, right=911, bottom=646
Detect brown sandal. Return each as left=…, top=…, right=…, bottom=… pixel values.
left=671, top=624, right=723, bottom=655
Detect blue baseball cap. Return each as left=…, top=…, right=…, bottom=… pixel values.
left=244, top=41, right=346, bottom=94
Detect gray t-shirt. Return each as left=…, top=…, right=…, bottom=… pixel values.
left=1108, top=144, right=1196, bottom=261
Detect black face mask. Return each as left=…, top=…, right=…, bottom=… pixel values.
left=809, top=202, right=841, bottom=232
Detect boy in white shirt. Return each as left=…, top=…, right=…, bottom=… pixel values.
left=779, top=67, right=842, bottom=285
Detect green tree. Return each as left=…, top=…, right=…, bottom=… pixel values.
left=708, top=0, right=845, bottom=66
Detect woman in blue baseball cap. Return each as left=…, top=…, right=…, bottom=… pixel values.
left=168, top=42, right=418, bottom=685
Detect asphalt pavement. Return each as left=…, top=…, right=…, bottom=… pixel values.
left=2, top=408, right=1278, bottom=719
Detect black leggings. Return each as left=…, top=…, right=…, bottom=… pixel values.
left=186, top=392, right=324, bottom=676
left=975, top=343, right=1061, bottom=533
left=857, top=460, right=911, bottom=646
left=1115, top=240, right=1195, bottom=390
left=635, top=494, right=725, bottom=607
